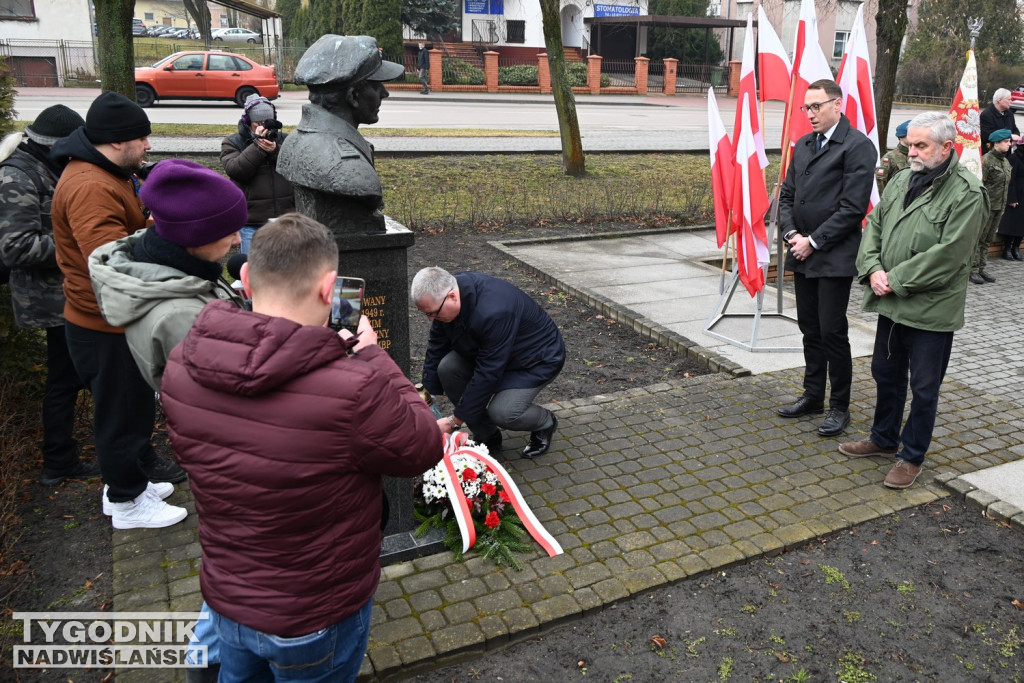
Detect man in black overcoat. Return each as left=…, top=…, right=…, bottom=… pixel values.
left=777, top=79, right=877, bottom=437
left=979, top=88, right=1020, bottom=151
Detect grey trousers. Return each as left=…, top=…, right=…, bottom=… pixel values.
left=437, top=351, right=555, bottom=438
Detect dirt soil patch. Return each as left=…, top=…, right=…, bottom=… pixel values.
left=3, top=223, right=1022, bottom=682
left=408, top=498, right=1024, bottom=683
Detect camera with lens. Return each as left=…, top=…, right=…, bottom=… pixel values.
left=258, top=119, right=283, bottom=142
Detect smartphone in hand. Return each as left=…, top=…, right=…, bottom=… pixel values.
left=329, top=277, right=365, bottom=334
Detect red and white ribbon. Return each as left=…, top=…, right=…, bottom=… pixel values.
left=442, top=432, right=563, bottom=558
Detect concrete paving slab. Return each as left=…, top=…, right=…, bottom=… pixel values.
left=960, top=461, right=1024, bottom=510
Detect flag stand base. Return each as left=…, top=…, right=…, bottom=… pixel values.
left=703, top=211, right=801, bottom=353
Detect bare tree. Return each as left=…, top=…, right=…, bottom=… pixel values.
left=874, top=0, right=910, bottom=149
left=94, top=0, right=136, bottom=98
left=538, top=0, right=585, bottom=176
left=183, top=0, right=213, bottom=42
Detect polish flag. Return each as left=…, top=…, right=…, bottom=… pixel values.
left=707, top=88, right=735, bottom=248
left=734, top=12, right=768, bottom=168
left=732, top=94, right=771, bottom=297
left=837, top=3, right=880, bottom=213
left=757, top=6, right=791, bottom=103
left=949, top=49, right=983, bottom=180
left=784, top=0, right=834, bottom=148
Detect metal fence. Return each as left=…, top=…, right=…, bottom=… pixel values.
left=497, top=56, right=538, bottom=87
left=675, top=63, right=727, bottom=94
left=600, top=59, right=635, bottom=88
left=0, top=39, right=99, bottom=86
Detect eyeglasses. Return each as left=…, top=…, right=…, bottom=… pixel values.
left=800, top=98, right=840, bottom=114
left=427, top=288, right=453, bottom=319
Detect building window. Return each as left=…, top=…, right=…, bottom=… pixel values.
left=833, top=31, right=850, bottom=59
left=1, top=0, right=35, bottom=19
left=144, top=12, right=154, bottom=21
left=506, top=19, right=525, bottom=43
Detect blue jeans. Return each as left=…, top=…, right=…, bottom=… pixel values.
left=240, top=226, right=258, bottom=255
left=186, top=601, right=219, bottom=666
left=869, top=315, right=954, bottom=466
left=211, top=600, right=372, bottom=682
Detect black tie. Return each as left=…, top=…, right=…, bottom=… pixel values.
left=816, top=134, right=826, bottom=152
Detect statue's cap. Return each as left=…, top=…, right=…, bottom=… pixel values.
left=294, top=35, right=405, bottom=87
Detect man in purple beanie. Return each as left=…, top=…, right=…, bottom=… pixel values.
left=89, top=159, right=247, bottom=528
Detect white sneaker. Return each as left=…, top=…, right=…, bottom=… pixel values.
left=109, top=491, right=187, bottom=530
left=102, top=482, right=175, bottom=516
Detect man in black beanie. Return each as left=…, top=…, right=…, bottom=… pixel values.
left=51, top=91, right=188, bottom=530
left=0, top=104, right=98, bottom=485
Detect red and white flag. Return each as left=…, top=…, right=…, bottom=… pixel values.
left=734, top=12, right=768, bottom=168
left=707, top=88, right=735, bottom=248
left=732, top=94, right=771, bottom=297
left=837, top=3, right=880, bottom=212
left=784, top=0, right=833, bottom=148
left=949, top=49, right=983, bottom=180
left=757, top=6, right=791, bottom=103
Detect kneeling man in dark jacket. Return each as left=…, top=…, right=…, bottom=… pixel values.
left=161, top=214, right=443, bottom=682
left=412, top=267, right=566, bottom=458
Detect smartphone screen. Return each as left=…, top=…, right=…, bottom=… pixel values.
left=329, top=277, right=364, bottom=334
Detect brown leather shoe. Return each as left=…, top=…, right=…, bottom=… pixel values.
left=838, top=439, right=898, bottom=458
left=884, top=460, right=923, bottom=489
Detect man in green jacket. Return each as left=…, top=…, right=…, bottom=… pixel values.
left=970, top=128, right=1012, bottom=284
left=840, top=111, right=989, bottom=489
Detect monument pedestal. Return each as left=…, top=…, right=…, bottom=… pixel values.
left=333, top=217, right=445, bottom=564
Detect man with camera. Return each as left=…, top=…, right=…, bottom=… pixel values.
left=221, top=94, right=294, bottom=254
left=161, top=213, right=442, bottom=681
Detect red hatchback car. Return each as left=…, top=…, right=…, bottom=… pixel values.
left=135, top=50, right=279, bottom=107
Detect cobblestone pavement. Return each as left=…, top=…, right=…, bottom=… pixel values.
left=111, top=231, right=1024, bottom=681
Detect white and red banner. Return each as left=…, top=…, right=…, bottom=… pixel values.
left=707, top=88, right=734, bottom=248
left=784, top=0, right=833, bottom=149
left=756, top=5, right=792, bottom=103
left=837, top=3, right=881, bottom=214
left=949, top=49, right=983, bottom=180
left=732, top=94, right=771, bottom=297
left=734, top=12, right=768, bottom=168
left=441, top=432, right=563, bottom=558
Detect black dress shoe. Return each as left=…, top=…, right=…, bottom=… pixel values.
left=1013, top=247, right=1022, bottom=261
left=1003, top=249, right=1014, bottom=261
left=477, top=430, right=502, bottom=455
left=39, top=460, right=101, bottom=486
left=523, top=415, right=558, bottom=459
left=777, top=397, right=824, bottom=418
left=969, top=273, right=985, bottom=284
left=980, top=271, right=996, bottom=283
left=817, top=408, right=851, bottom=437
left=140, top=455, right=188, bottom=483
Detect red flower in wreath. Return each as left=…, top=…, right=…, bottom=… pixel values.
left=462, top=468, right=478, bottom=482
left=484, top=511, right=500, bottom=529
left=481, top=483, right=497, bottom=496
left=499, top=489, right=511, bottom=503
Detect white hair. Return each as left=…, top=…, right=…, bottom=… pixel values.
left=909, top=111, right=956, bottom=145
left=993, top=88, right=1011, bottom=104
left=411, top=266, right=457, bottom=304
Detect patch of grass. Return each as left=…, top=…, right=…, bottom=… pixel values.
left=896, top=580, right=916, bottom=595
left=999, top=626, right=1022, bottom=658
left=844, top=611, right=862, bottom=622
left=836, top=651, right=877, bottom=683
left=717, top=656, right=733, bottom=681
left=63, top=521, right=80, bottom=531
left=819, top=564, right=851, bottom=590
left=787, top=670, right=811, bottom=683
left=685, top=636, right=706, bottom=658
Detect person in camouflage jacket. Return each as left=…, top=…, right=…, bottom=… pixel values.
left=0, top=105, right=97, bottom=484
left=875, top=120, right=910, bottom=193
left=971, top=129, right=1013, bottom=283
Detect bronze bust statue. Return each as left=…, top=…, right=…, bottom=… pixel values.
left=277, top=35, right=404, bottom=234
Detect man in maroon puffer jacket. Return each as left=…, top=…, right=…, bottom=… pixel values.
left=161, top=213, right=443, bottom=682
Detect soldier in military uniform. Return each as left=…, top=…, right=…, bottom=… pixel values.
left=875, top=120, right=910, bottom=193
left=277, top=35, right=404, bottom=234
left=971, top=129, right=1013, bottom=284
left=0, top=105, right=99, bottom=485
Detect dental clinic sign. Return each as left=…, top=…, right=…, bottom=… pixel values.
left=12, top=612, right=208, bottom=668
left=594, top=4, right=642, bottom=17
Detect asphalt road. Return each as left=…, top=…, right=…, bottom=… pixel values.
left=13, top=87, right=930, bottom=152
